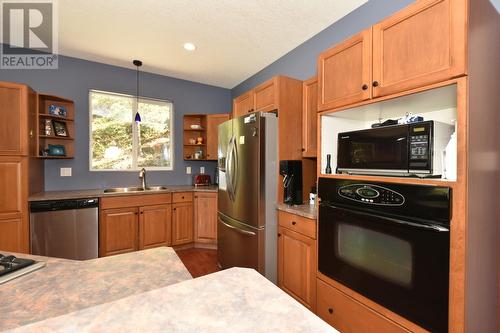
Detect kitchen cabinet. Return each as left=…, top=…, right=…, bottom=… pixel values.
left=317, top=0, right=466, bottom=111
left=318, top=29, right=372, bottom=111
left=253, top=77, right=278, bottom=112
left=194, top=192, right=217, bottom=245
left=99, top=194, right=173, bottom=257
left=302, top=77, right=318, bottom=157
left=372, top=0, right=466, bottom=98
left=0, top=82, right=43, bottom=253
left=233, top=90, right=254, bottom=118
left=277, top=210, right=316, bottom=311
left=100, top=207, right=139, bottom=257
left=206, top=114, right=230, bottom=160
left=317, top=278, right=410, bottom=333
left=172, top=202, right=194, bottom=246
left=139, top=204, right=172, bottom=249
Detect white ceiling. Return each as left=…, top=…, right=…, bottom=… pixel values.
left=58, top=0, right=368, bottom=88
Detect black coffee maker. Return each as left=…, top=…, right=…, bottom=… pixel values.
left=279, top=160, right=303, bottom=205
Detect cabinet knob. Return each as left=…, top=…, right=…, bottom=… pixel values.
left=328, top=308, right=334, bottom=314
left=292, top=221, right=296, bottom=225
left=372, top=81, right=379, bottom=87
left=278, top=233, right=281, bottom=237
left=173, top=208, right=176, bottom=211
left=301, top=148, right=305, bottom=152
left=362, top=84, right=368, bottom=90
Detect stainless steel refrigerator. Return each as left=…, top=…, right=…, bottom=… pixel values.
left=217, top=112, right=278, bottom=283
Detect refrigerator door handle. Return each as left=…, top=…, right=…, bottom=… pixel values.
left=231, top=136, right=239, bottom=198
left=226, top=136, right=235, bottom=201
left=218, top=217, right=256, bottom=236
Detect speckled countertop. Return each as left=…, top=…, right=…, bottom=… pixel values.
left=29, top=185, right=218, bottom=201
left=277, top=203, right=317, bottom=219
left=0, top=247, right=192, bottom=331
left=7, top=267, right=337, bottom=333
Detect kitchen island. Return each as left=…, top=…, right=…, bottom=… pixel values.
left=2, top=248, right=336, bottom=333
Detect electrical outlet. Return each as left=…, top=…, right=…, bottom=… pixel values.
left=186, top=166, right=191, bottom=175
left=60, top=167, right=72, bottom=177
left=200, top=166, right=205, bottom=174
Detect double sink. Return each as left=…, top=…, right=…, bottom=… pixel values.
left=103, top=186, right=168, bottom=194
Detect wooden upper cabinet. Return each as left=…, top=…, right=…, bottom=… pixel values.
left=172, top=202, right=194, bottom=245
left=278, top=226, right=316, bottom=311
left=302, top=77, right=318, bottom=158
left=206, top=114, right=229, bottom=160
left=233, top=90, right=254, bottom=118
left=0, top=82, right=29, bottom=156
left=139, top=204, right=172, bottom=249
left=318, top=29, right=372, bottom=111
left=99, top=207, right=138, bottom=257
left=372, top=0, right=466, bottom=97
left=194, top=192, right=217, bottom=244
left=254, top=77, right=279, bottom=112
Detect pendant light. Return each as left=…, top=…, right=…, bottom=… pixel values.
left=133, top=59, right=142, bottom=123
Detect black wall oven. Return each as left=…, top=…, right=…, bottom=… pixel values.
left=318, top=178, right=451, bottom=332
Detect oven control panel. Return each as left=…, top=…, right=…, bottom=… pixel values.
left=338, top=184, right=405, bottom=206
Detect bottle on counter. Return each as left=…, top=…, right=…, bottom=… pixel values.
left=325, top=154, right=332, bottom=174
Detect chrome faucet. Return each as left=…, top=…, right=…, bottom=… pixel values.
left=139, top=168, right=147, bottom=190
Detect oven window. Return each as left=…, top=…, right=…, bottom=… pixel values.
left=336, top=223, right=413, bottom=287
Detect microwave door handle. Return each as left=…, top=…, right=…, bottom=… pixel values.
left=323, top=204, right=449, bottom=232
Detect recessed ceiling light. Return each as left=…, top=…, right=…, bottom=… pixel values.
left=183, top=42, right=196, bottom=51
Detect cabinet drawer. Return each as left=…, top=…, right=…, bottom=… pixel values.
left=317, top=278, right=409, bottom=333
left=100, top=193, right=172, bottom=209
left=278, top=210, right=316, bottom=239
left=172, top=192, right=193, bottom=203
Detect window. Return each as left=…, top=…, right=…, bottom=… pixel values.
left=90, top=90, right=173, bottom=171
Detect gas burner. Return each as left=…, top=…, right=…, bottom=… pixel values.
left=0, top=253, right=46, bottom=284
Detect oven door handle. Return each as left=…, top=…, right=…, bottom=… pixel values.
left=321, top=203, right=449, bottom=232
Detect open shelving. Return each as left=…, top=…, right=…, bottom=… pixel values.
left=183, top=114, right=208, bottom=161
left=36, top=93, right=75, bottom=159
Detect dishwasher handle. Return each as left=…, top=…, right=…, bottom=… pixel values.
left=30, top=198, right=99, bottom=212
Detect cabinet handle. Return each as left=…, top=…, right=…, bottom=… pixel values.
left=278, top=233, right=281, bottom=237
left=292, top=221, right=296, bottom=225
left=328, top=308, right=334, bottom=314
left=173, top=208, right=176, bottom=211
left=140, top=212, right=144, bottom=215
left=301, top=148, right=305, bottom=152
left=372, top=81, right=379, bottom=87
left=135, top=212, right=138, bottom=215
left=362, top=84, right=368, bottom=90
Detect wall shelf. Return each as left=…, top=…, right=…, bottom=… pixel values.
left=183, top=114, right=229, bottom=161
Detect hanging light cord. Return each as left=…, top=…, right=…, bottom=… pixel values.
left=133, top=60, right=142, bottom=123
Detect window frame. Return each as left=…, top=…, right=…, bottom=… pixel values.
left=88, top=89, right=175, bottom=172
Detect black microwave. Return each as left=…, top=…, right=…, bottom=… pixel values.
left=337, top=121, right=453, bottom=176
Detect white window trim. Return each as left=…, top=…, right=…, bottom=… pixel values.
left=88, top=89, right=174, bottom=172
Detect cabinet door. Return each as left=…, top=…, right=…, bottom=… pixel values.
left=317, top=279, right=410, bottom=333
left=100, top=207, right=138, bottom=257
left=318, top=29, right=372, bottom=111
left=139, top=204, right=171, bottom=249
left=233, top=91, right=254, bottom=118
left=194, top=192, right=217, bottom=244
left=302, top=77, right=318, bottom=158
left=0, top=82, right=28, bottom=156
left=0, top=218, right=23, bottom=252
left=254, top=77, right=278, bottom=112
left=172, top=202, right=194, bottom=245
left=372, top=0, right=466, bottom=97
left=278, top=226, right=316, bottom=311
left=206, top=114, right=230, bottom=160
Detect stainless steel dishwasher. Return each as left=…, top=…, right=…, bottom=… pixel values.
left=29, top=198, right=99, bottom=260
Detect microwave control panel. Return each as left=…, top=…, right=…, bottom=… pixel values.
left=338, top=184, right=405, bottom=206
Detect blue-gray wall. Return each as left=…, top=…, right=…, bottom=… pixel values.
left=231, top=0, right=416, bottom=97
left=0, top=55, right=231, bottom=191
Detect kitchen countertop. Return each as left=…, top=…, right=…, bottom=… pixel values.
left=7, top=267, right=337, bottom=333
left=0, top=247, right=192, bottom=331
left=277, top=203, right=317, bottom=219
left=28, top=185, right=218, bottom=201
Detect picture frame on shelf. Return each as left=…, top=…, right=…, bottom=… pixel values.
left=48, top=104, right=67, bottom=117
left=42, top=119, right=53, bottom=136
left=52, top=120, right=68, bottom=137
left=47, top=144, right=66, bottom=157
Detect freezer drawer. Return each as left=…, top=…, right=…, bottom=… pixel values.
left=217, top=213, right=264, bottom=273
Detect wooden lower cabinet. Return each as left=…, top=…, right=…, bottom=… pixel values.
left=194, top=192, right=217, bottom=245
left=139, top=204, right=172, bottom=249
left=99, top=207, right=139, bottom=257
left=172, top=202, right=194, bottom=246
left=0, top=218, right=24, bottom=252
left=317, top=278, right=410, bottom=333
left=278, top=226, right=316, bottom=311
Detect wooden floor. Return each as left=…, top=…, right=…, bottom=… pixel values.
left=175, top=248, right=220, bottom=278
